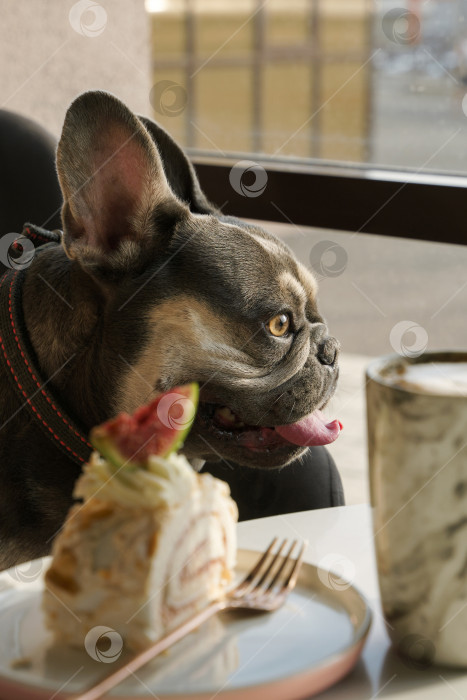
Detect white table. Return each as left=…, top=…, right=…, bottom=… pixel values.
left=238, top=504, right=467, bottom=699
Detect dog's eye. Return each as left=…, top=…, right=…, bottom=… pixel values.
left=267, top=313, right=290, bottom=337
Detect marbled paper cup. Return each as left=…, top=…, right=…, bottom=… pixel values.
left=366, top=351, right=467, bottom=667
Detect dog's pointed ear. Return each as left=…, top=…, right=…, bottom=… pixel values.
left=57, top=91, right=185, bottom=271
left=138, top=116, right=216, bottom=216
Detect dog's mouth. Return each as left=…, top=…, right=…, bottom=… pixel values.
left=196, top=400, right=342, bottom=453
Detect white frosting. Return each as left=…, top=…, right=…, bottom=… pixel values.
left=74, top=451, right=199, bottom=508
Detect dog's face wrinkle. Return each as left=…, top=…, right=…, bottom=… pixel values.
left=171, top=217, right=323, bottom=337
left=163, top=215, right=302, bottom=317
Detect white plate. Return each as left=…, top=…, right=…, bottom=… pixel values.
left=0, top=550, right=371, bottom=700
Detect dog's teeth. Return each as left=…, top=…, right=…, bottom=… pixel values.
left=216, top=406, right=237, bottom=423
left=215, top=406, right=244, bottom=427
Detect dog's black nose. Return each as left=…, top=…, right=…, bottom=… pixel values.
left=317, top=337, right=339, bottom=366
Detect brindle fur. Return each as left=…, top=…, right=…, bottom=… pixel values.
left=0, top=91, right=339, bottom=568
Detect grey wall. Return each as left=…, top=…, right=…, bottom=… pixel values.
left=0, top=0, right=151, bottom=138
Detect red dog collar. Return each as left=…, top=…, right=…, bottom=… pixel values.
left=0, top=224, right=92, bottom=466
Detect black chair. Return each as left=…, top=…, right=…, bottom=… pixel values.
left=0, top=110, right=62, bottom=235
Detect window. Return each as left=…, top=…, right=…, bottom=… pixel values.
left=146, top=0, right=467, bottom=244
left=147, top=0, right=467, bottom=173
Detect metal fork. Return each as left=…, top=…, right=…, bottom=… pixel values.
left=74, top=538, right=306, bottom=700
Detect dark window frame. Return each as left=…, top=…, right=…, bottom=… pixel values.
left=190, top=152, right=467, bottom=247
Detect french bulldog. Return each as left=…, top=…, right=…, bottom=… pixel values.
left=0, top=91, right=340, bottom=568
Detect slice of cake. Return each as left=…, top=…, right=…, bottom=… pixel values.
left=42, top=384, right=238, bottom=651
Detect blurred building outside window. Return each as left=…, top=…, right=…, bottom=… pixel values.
left=146, top=0, right=467, bottom=175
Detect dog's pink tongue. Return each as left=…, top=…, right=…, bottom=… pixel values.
left=275, top=411, right=342, bottom=447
